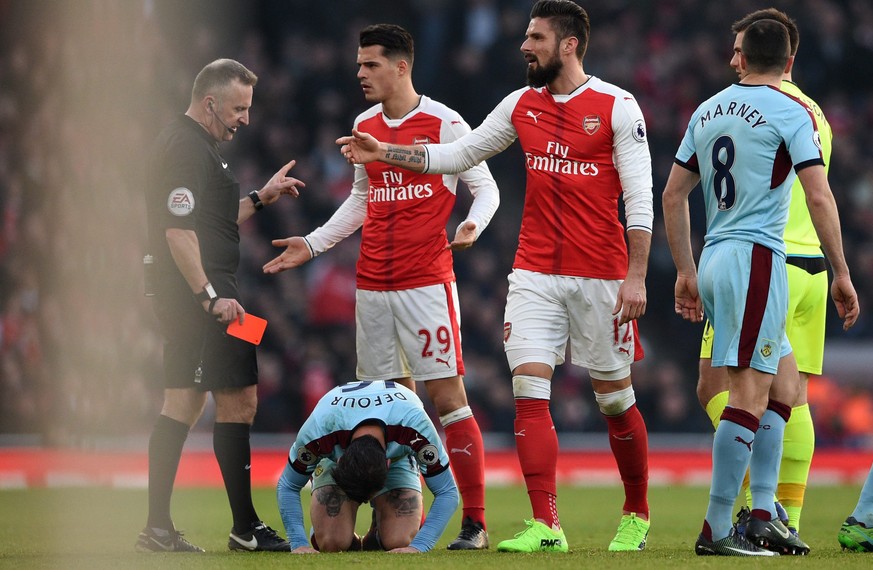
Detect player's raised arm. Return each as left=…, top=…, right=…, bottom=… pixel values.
left=337, top=128, right=427, bottom=172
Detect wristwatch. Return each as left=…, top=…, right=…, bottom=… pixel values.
left=195, top=282, right=218, bottom=313
left=248, top=190, right=264, bottom=211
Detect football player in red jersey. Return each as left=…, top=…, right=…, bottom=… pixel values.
left=265, top=24, right=499, bottom=551
left=338, top=1, right=653, bottom=553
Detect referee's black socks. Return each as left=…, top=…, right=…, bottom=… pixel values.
left=214, top=422, right=259, bottom=532
left=146, top=415, right=190, bottom=530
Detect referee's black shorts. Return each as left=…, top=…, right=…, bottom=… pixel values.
left=154, top=296, right=258, bottom=391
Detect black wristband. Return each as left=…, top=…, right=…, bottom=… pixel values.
left=248, top=190, right=264, bottom=210
left=207, top=296, right=219, bottom=314
left=195, top=282, right=217, bottom=304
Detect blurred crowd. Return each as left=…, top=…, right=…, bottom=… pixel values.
left=1, top=0, right=872, bottom=446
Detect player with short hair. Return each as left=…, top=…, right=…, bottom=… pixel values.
left=338, top=0, right=654, bottom=553
left=663, top=18, right=858, bottom=556
left=697, top=8, right=833, bottom=543
left=276, top=380, right=460, bottom=553
left=265, top=23, right=498, bottom=550
left=139, top=58, right=302, bottom=553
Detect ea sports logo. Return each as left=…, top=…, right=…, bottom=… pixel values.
left=167, top=187, right=194, bottom=216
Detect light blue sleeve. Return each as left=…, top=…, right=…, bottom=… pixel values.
left=408, top=468, right=459, bottom=552
left=675, top=115, right=699, bottom=167
left=276, top=461, right=312, bottom=550
left=785, top=107, right=823, bottom=167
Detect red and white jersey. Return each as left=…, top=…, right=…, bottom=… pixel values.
left=425, top=77, right=653, bottom=279
left=307, top=96, right=499, bottom=290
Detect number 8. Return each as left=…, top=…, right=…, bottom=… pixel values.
left=712, top=135, right=736, bottom=210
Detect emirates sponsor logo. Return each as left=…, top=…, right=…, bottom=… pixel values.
left=368, top=184, right=434, bottom=203
left=525, top=153, right=599, bottom=176
left=370, top=170, right=434, bottom=203
left=525, top=141, right=599, bottom=176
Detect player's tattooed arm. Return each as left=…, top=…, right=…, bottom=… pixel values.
left=384, top=145, right=425, bottom=167
left=314, top=486, right=349, bottom=518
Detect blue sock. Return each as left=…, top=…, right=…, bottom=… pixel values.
left=749, top=409, right=787, bottom=519
left=706, top=412, right=756, bottom=540
left=851, top=464, right=873, bottom=527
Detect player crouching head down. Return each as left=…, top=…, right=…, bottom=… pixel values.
left=277, top=381, right=460, bottom=553
left=332, top=433, right=389, bottom=504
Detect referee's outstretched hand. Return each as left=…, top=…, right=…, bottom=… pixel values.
left=259, top=159, right=306, bottom=204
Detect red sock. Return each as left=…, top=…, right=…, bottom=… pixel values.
left=444, top=416, right=486, bottom=529
left=515, top=398, right=559, bottom=528
left=605, top=403, right=649, bottom=517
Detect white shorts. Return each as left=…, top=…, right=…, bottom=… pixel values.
left=503, top=269, right=641, bottom=376
left=355, top=283, right=464, bottom=382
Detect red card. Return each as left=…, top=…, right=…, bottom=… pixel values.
left=226, top=314, right=267, bottom=345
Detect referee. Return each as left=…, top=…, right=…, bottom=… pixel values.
left=138, top=58, right=303, bottom=553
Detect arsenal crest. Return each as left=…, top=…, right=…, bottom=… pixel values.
left=583, top=115, right=601, bottom=135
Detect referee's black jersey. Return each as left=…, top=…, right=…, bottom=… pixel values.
left=146, top=115, right=241, bottom=302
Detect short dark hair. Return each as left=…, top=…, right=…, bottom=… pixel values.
left=741, top=19, right=790, bottom=74
left=192, top=58, right=257, bottom=101
left=359, top=24, right=414, bottom=64
left=530, top=0, right=590, bottom=59
left=332, top=435, right=388, bottom=504
left=732, top=8, right=799, bottom=57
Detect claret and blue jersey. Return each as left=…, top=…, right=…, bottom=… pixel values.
left=675, top=83, right=824, bottom=256
left=288, top=380, right=450, bottom=477
left=277, top=380, right=459, bottom=552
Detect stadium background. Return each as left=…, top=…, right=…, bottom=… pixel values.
left=0, top=0, right=872, bottom=465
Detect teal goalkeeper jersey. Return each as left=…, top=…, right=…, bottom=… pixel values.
left=675, top=83, right=824, bottom=256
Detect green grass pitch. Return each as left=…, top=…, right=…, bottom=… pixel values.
left=1, top=484, right=871, bottom=569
